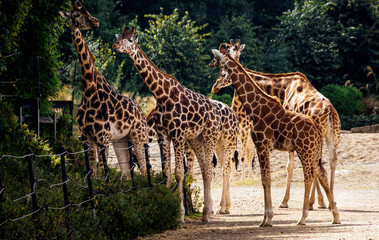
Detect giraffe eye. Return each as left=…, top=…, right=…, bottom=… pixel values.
left=221, top=73, right=226, bottom=78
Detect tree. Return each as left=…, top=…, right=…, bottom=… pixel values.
left=275, top=0, right=379, bottom=89
left=122, top=9, right=215, bottom=95
left=0, top=0, right=70, bottom=111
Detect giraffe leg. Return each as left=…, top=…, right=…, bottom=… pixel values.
left=87, top=141, right=98, bottom=177
left=296, top=154, right=315, bottom=226
left=280, top=151, right=295, bottom=208
left=316, top=178, right=326, bottom=208
left=317, top=159, right=340, bottom=224
left=309, top=176, right=326, bottom=210
left=113, top=140, right=131, bottom=179
left=257, top=149, right=273, bottom=227
left=309, top=178, right=317, bottom=210
left=247, top=135, right=255, bottom=179
left=173, top=140, right=186, bottom=223
left=216, top=141, right=231, bottom=214
left=185, top=142, right=195, bottom=176
left=326, top=138, right=338, bottom=208
left=160, top=136, right=172, bottom=187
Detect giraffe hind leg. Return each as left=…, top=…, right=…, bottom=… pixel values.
left=317, top=159, right=340, bottom=224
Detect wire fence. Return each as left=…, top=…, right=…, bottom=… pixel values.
left=0, top=138, right=191, bottom=232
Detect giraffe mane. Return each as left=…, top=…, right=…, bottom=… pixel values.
left=226, top=53, right=283, bottom=107
left=146, top=105, right=158, bottom=121
left=135, top=44, right=181, bottom=84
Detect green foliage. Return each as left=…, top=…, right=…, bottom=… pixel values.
left=276, top=0, right=379, bottom=88
left=209, top=15, right=265, bottom=72
left=320, top=84, right=365, bottom=116
left=0, top=102, right=181, bottom=239
left=0, top=0, right=70, bottom=108
left=340, top=112, right=379, bottom=130
left=134, top=9, right=215, bottom=95
left=86, top=32, right=126, bottom=91
left=209, top=93, right=233, bottom=107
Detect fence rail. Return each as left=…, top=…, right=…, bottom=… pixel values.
left=0, top=139, right=190, bottom=231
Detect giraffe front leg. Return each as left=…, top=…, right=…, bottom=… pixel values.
left=257, top=150, right=273, bottom=227
left=173, top=140, right=186, bottom=223
left=216, top=144, right=231, bottom=214
left=113, top=141, right=131, bottom=180
left=160, top=136, right=172, bottom=187
left=280, top=151, right=295, bottom=208
left=185, top=142, right=195, bottom=176
left=86, top=141, right=98, bottom=177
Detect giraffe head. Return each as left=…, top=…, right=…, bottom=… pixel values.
left=211, top=50, right=233, bottom=93
left=209, top=39, right=245, bottom=68
left=228, top=39, right=245, bottom=62
left=112, top=27, right=138, bottom=54
left=59, top=1, right=99, bottom=31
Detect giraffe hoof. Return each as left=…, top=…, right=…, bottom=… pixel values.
left=201, top=219, right=210, bottom=225
left=297, top=222, right=306, bottom=226
left=318, top=204, right=327, bottom=209
left=218, top=210, right=230, bottom=215
left=279, top=203, right=288, bottom=208
left=308, top=205, right=314, bottom=210
left=259, top=223, right=272, bottom=227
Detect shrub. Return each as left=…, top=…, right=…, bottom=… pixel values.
left=320, top=84, right=365, bottom=116
left=0, top=102, right=181, bottom=239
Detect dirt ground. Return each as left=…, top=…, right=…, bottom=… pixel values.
left=133, top=132, right=379, bottom=240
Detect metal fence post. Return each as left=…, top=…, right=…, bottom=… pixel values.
left=100, top=145, right=109, bottom=182
left=59, top=147, right=72, bottom=236
left=83, top=143, right=95, bottom=213
left=128, top=141, right=136, bottom=188
left=27, top=149, right=38, bottom=213
left=59, top=147, right=70, bottom=208
left=144, top=143, right=152, bottom=187
left=0, top=169, right=4, bottom=202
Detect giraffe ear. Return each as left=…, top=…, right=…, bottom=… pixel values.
left=212, top=49, right=223, bottom=58
left=133, top=33, right=139, bottom=43
left=115, top=34, right=120, bottom=39
left=59, top=11, right=71, bottom=19
left=240, top=44, right=245, bottom=51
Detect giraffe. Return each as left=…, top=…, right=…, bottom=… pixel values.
left=59, top=2, right=148, bottom=178
left=147, top=100, right=239, bottom=214
left=213, top=40, right=341, bottom=209
left=210, top=42, right=255, bottom=180
left=211, top=49, right=340, bottom=226
left=113, top=27, right=238, bottom=222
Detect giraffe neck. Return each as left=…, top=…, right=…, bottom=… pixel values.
left=72, top=28, right=97, bottom=93
left=127, top=44, right=179, bottom=103
left=226, top=58, right=283, bottom=119
left=245, top=69, right=313, bottom=101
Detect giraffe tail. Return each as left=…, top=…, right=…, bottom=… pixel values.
left=213, top=154, right=218, bottom=168
left=233, top=150, right=239, bottom=171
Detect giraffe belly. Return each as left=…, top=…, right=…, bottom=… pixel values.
left=109, top=122, right=131, bottom=141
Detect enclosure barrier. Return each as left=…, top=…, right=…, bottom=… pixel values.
left=0, top=139, right=192, bottom=234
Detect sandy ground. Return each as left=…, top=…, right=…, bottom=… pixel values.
left=115, top=132, right=379, bottom=240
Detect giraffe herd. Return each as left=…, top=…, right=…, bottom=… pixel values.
left=60, top=1, right=341, bottom=227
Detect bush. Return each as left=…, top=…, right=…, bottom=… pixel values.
left=320, top=84, right=365, bottom=116
left=0, top=102, right=181, bottom=239
left=340, top=112, right=379, bottom=130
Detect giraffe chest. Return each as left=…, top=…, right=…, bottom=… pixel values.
left=76, top=95, right=143, bottom=140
